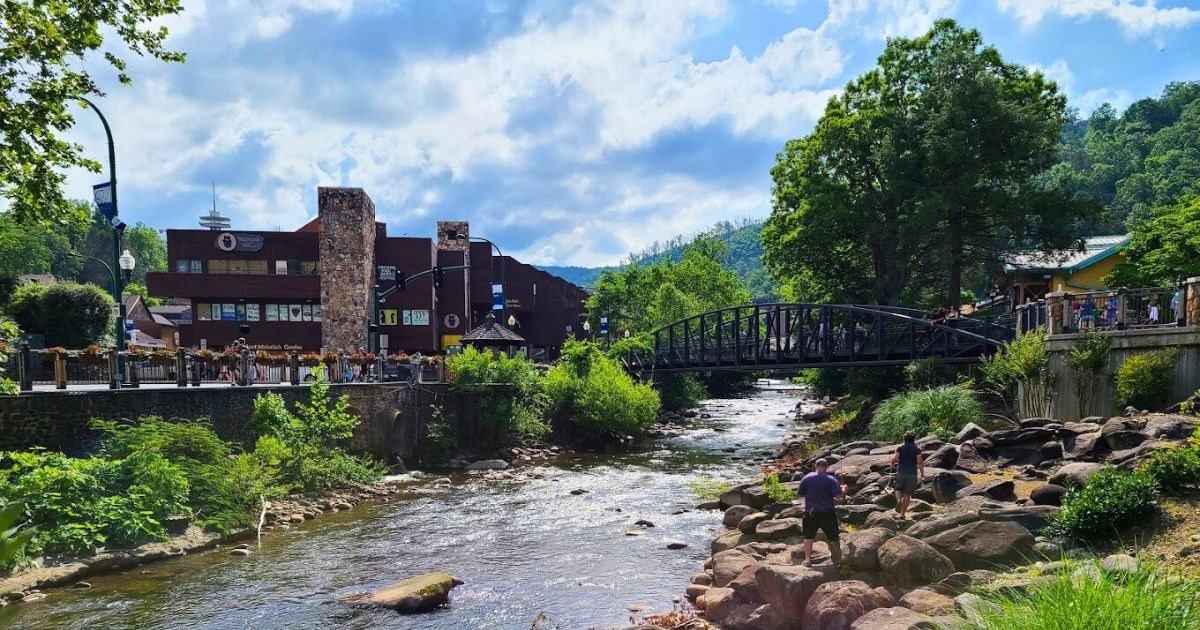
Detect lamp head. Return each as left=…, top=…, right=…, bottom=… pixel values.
left=507, top=314, right=517, bottom=327
left=118, top=249, right=136, bottom=272
left=582, top=320, right=591, bottom=332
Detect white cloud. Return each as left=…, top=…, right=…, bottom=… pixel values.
left=997, top=0, right=1200, bottom=37
left=826, top=0, right=959, bottom=38
left=1028, top=58, right=1134, bottom=114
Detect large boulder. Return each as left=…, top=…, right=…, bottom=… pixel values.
left=755, top=563, right=839, bottom=623
left=864, top=511, right=904, bottom=532
left=739, top=512, right=770, bottom=534
left=898, top=587, right=957, bottom=615
left=713, top=549, right=760, bottom=587
left=956, top=479, right=1017, bottom=502
left=465, top=459, right=509, bottom=471
left=1144, top=416, right=1200, bottom=440
left=924, top=520, right=1037, bottom=570
left=803, top=580, right=892, bottom=630
left=955, top=441, right=992, bottom=473
left=1062, top=431, right=1104, bottom=461
left=994, top=446, right=1043, bottom=468
left=987, top=427, right=1057, bottom=446
left=928, top=470, right=973, bottom=503
left=904, top=512, right=981, bottom=540
left=1030, top=484, right=1068, bottom=507
left=702, top=587, right=743, bottom=622
left=1048, top=462, right=1103, bottom=488
left=1100, top=418, right=1148, bottom=452
left=925, top=444, right=959, bottom=470
left=850, top=606, right=938, bottom=630
left=756, top=518, right=802, bottom=540
left=713, top=530, right=755, bottom=553
left=839, top=504, right=888, bottom=526
left=979, top=505, right=1059, bottom=535
left=722, top=603, right=780, bottom=630
left=341, top=572, right=464, bottom=613
left=951, top=423, right=986, bottom=444
left=830, top=454, right=894, bottom=484
left=843, top=528, right=896, bottom=572
left=878, top=535, right=955, bottom=586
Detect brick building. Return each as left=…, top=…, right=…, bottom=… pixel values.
left=146, top=187, right=588, bottom=361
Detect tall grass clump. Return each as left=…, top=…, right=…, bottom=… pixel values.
left=961, top=564, right=1200, bottom=630
left=868, top=385, right=983, bottom=442
left=1047, top=468, right=1159, bottom=541
left=1114, top=348, right=1180, bottom=411
left=545, top=339, right=660, bottom=440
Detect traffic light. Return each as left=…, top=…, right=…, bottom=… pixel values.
left=397, top=271, right=406, bottom=291
left=432, top=266, right=443, bottom=288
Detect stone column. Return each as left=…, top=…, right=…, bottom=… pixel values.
left=318, top=187, right=376, bottom=353
left=1186, top=277, right=1200, bottom=327
left=1045, top=291, right=1066, bottom=335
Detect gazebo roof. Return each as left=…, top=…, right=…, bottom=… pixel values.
left=460, top=312, right=525, bottom=344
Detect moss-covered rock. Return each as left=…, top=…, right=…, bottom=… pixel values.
left=342, top=572, right=464, bottom=613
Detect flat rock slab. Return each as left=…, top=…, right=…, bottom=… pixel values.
left=342, top=572, right=464, bottom=613
left=851, top=606, right=939, bottom=629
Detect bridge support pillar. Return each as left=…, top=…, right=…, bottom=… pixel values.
left=1045, top=291, right=1067, bottom=335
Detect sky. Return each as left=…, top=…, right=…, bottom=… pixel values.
left=58, top=0, right=1200, bottom=267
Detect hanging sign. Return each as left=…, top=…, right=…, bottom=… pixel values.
left=600, top=317, right=609, bottom=335
left=93, top=182, right=114, bottom=220
left=444, top=313, right=461, bottom=329
left=215, top=232, right=265, bottom=252
left=491, top=283, right=504, bottom=311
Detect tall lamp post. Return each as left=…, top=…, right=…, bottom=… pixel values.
left=454, top=234, right=507, bottom=326
left=70, top=250, right=136, bottom=384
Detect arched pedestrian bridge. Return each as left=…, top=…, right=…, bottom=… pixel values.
left=622, top=304, right=1016, bottom=373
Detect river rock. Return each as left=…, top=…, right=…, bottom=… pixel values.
left=850, top=606, right=939, bottom=630
left=951, top=423, right=986, bottom=444
left=713, top=549, right=760, bottom=587
left=465, top=459, right=509, bottom=471
left=755, top=563, right=839, bottom=621
left=988, top=427, right=1057, bottom=447
left=685, top=584, right=710, bottom=599
left=956, top=479, right=1016, bottom=502
left=702, top=587, right=742, bottom=622
left=898, top=588, right=956, bottom=615
left=925, top=444, right=959, bottom=470
left=1144, top=416, right=1200, bottom=440
left=1048, top=462, right=1103, bottom=488
left=878, top=535, right=955, bottom=586
left=666, top=540, right=688, bottom=550
left=229, top=548, right=251, bottom=557
left=928, top=470, right=972, bottom=503
left=341, top=572, right=464, bottom=613
left=724, top=505, right=755, bottom=528
left=739, top=512, right=769, bottom=534
left=954, top=442, right=991, bottom=473
left=713, top=530, right=755, bottom=553
left=979, top=505, right=1058, bottom=535
left=843, top=528, right=895, bottom=572
left=756, top=518, right=802, bottom=539
left=802, top=580, right=891, bottom=630
left=839, top=504, right=888, bottom=526
left=1063, top=430, right=1104, bottom=460
left=864, top=511, right=903, bottom=532
left=924, top=520, right=1036, bottom=570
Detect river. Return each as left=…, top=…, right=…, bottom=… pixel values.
left=1, top=386, right=811, bottom=630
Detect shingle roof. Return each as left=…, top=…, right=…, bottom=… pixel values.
left=1004, top=235, right=1129, bottom=274
left=460, top=313, right=526, bottom=343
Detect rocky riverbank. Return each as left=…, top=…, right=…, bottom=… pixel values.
left=681, top=404, right=1200, bottom=629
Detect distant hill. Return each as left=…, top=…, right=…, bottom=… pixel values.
left=536, top=218, right=774, bottom=299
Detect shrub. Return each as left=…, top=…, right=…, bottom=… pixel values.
left=762, top=473, right=797, bottom=503
left=905, top=357, right=954, bottom=390
left=868, top=385, right=983, bottom=442
left=1048, top=468, right=1159, bottom=541
left=980, top=330, right=1053, bottom=418
left=544, top=339, right=660, bottom=440
left=446, top=346, right=549, bottom=445
left=961, top=564, right=1200, bottom=630
left=1137, top=442, right=1200, bottom=493
left=19, top=282, right=115, bottom=348
left=1067, top=330, right=1111, bottom=417
left=798, top=368, right=847, bottom=398
left=659, top=373, right=707, bottom=411
left=1114, top=349, right=1180, bottom=411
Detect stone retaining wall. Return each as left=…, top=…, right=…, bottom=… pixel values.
left=0, top=383, right=459, bottom=461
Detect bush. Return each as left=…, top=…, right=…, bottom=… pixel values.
left=798, top=368, right=847, bottom=398
left=962, top=564, right=1200, bottom=630
left=545, top=340, right=660, bottom=440
left=1048, top=468, right=1159, bottom=541
left=1114, top=349, right=1180, bottom=411
left=659, top=373, right=707, bottom=411
left=1137, top=442, right=1200, bottom=493
left=1067, top=330, right=1111, bottom=417
left=868, top=385, right=983, bottom=442
left=905, top=357, right=954, bottom=390
left=980, top=330, right=1053, bottom=418
left=446, top=346, right=548, bottom=445
left=15, top=282, right=114, bottom=348
left=763, top=473, right=797, bottom=503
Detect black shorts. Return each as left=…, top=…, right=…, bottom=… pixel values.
left=803, top=511, right=839, bottom=542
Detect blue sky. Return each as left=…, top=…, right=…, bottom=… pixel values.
left=61, top=0, right=1200, bottom=266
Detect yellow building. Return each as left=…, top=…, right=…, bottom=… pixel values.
left=1002, top=235, right=1129, bottom=305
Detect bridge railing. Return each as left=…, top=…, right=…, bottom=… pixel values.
left=1016, top=284, right=1191, bottom=335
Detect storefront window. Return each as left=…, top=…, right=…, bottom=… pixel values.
left=175, top=259, right=202, bottom=273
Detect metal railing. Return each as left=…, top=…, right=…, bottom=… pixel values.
left=1025, top=285, right=1188, bottom=335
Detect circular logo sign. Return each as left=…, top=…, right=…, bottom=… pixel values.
left=216, top=232, right=237, bottom=251
left=443, top=313, right=461, bottom=329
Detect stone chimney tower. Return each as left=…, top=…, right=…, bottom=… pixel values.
left=318, top=187, right=376, bottom=352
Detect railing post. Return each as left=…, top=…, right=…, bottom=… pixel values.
left=821, top=308, right=832, bottom=363
left=240, top=352, right=251, bottom=386
left=653, top=331, right=661, bottom=367
left=127, top=354, right=140, bottom=388
left=54, top=354, right=66, bottom=389
left=108, top=350, right=119, bottom=389
left=774, top=305, right=783, bottom=364
left=715, top=310, right=723, bottom=365
left=732, top=308, right=741, bottom=366
left=683, top=319, right=691, bottom=366
left=699, top=313, right=707, bottom=365
left=19, top=344, right=32, bottom=392
left=176, top=349, right=187, bottom=387
left=290, top=351, right=300, bottom=385
left=753, top=306, right=761, bottom=364
left=1045, top=291, right=1067, bottom=335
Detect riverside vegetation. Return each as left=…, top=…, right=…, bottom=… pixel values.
left=0, top=367, right=382, bottom=573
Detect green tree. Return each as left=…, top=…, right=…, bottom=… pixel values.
left=1106, top=196, right=1200, bottom=287
left=1, top=1, right=186, bottom=224
left=763, top=19, right=1082, bottom=308
left=14, top=281, right=114, bottom=347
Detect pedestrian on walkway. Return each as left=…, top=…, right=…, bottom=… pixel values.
left=800, top=458, right=847, bottom=567
left=890, top=431, right=925, bottom=519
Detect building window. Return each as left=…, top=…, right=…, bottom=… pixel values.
left=196, top=302, right=211, bottom=321
left=209, top=259, right=268, bottom=274
left=274, top=260, right=318, bottom=275
left=175, top=259, right=202, bottom=273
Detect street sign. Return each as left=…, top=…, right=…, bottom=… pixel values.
left=93, top=182, right=114, bottom=220
left=492, top=283, right=504, bottom=311
left=380, top=309, right=398, bottom=326
left=600, top=317, right=609, bottom=335
left=378, top=265, right=396, bottom=281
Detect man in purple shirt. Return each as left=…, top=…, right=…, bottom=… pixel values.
left=799, top=458, right=847, bottom=566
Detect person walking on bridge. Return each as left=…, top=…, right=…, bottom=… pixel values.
left=800, top=458, right=847, bottom=567
left=891, top=432, right=925, bottom=519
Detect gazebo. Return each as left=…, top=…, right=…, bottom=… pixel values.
left=459, top=312, right=526, bottom=357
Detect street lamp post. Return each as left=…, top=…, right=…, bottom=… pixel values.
left=77, top=97, right=128, bottom=378
left=70, top=250, right=135, bottom=384
left=455, top=234, right=507, bottom=326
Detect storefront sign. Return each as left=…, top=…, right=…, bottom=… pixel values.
left=215, top=232, right=265, bottom=252
left=492, top=283, right=504, bottom=311
left=443, top=313, right=461, bottom=329
left=246, top=344, right=304, bottom=351
left=402, top=309, right=430, bottom=326
left=377, top=265, right=396, bottom=281
left=505, top=298, right=522, bottom=309
left=380, top=309, right=398, bottom=326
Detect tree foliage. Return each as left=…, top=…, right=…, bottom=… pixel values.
left=6, top=281, right=114, bottom=347
left=544, top=340, right=660, bottom=440
left=1, top=0, right=186, bottom=224
left=1106, top=195, right=1200, bottom=288
left=446, top=346, right=549, bottom=445
left=764, top=19, right=1082, bottom=307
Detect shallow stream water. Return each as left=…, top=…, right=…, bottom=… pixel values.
left=1, top=387, right=813, bottom=630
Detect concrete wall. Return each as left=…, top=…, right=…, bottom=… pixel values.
left=0, top=384, right=459, bottom=462
left=1037, top=326, right=1200, bottom=421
